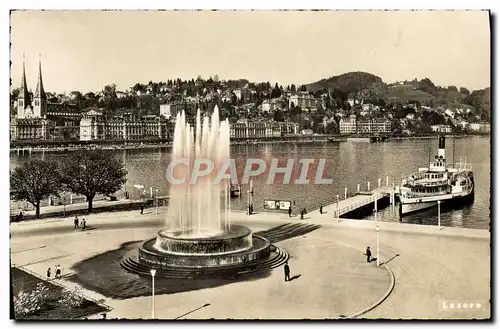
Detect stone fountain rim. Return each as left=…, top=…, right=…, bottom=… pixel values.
left=156, top=224, right=252, bottom=242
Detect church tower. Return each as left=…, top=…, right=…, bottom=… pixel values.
left=16, top=54, right=31, bottom=118
left=32, top=55, right=47, bottom=118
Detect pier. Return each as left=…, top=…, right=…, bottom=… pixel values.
left=320, top=178, right=400, bottom=219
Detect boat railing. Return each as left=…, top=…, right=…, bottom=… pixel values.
left=406, top=179, right=449, bottom=187
left=404, top=191, right=448, bottom=198
left=334, top=194, right=385, bottom=217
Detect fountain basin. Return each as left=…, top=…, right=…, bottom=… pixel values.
left=139, top=232, right=271, bottom=268
left=154, top=224, right=253, bottom=255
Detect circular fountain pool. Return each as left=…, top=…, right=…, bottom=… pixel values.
left=139, top=225, right=271, bottom=268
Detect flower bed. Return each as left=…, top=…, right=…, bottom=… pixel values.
left=11, top=267, right=109, bottom=320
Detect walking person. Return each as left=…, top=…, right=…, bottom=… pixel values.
left=300, top=208, right=304, bottom=220
left=365, top=246, right=372, bottom=263
left=284, top=261, right=291, bottom=282
left=288, top=206, right=292, bottom=218
left=55, top=265, right=61, bottom=279
left=81, top=218, right=86, bottom=230
left=140, top=203, right=144, bottom=215
left=46, top=267, right=51, bottom=279
left=319, top=204, right=323, bottom=214
left=74, top=216, right=79, bottom=229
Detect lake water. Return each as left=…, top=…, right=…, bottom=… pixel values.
left=10, top=136, right=491, bottom=229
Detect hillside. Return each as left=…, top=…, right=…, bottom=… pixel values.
left=306, top=72, right=383, bottom=94
left=464, top=87, right=490, bottom=119
left=306, top=72, right=490, bottom=119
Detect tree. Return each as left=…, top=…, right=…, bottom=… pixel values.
left=273, top=109, right=284, bottom=122
left=60, top=151, right=127, bottom=213
left=460, top=87, right=470, bottom=95
left=417, top=78, right=438, bottom=96
left=10, top=87, right=20, bottom=102
left=11, top=160, right=62, bottom=219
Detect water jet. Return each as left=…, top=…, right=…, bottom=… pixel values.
left=121, top=107, right=288, bottom=278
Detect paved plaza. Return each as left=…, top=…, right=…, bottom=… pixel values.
left=10, top=205, right=490, bottom=319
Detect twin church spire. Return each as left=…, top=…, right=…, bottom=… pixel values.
left=34, top=55, right=46, bottom=99
left=16, top=54, right=47, bottom=118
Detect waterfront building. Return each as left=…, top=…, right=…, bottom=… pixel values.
left=469, top=122, right=490, bottom=134
left=10, top=56, right=55, bottom=141
left=339, top=115, right=357, bottom=134
left=79, top=110, right=170, bottom=142
left=430, top=125, right=452, bottom=133
left=230, top=119, right=298, bottom=139
left=339, top=115, right=392, bottom=134
left=370, top=118, right=392, bottom=134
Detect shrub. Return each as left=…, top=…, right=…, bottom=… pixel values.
left=58, top=286, right=85, bottom=308
left=14, top=283, right=49, bottom=316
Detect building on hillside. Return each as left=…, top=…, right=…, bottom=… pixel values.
left=261, top=100, right=271, bottom=113
left=160, top=100, right=185, bottom=119
left=289, top=93, right=318, bottom=111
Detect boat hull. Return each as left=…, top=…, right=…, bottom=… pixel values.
left=400, top=202, right=437, bottom=215
left=399, top=189, right=474, bottom=216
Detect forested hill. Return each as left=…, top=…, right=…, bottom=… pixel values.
left=306, top=71, right=383, bottom=94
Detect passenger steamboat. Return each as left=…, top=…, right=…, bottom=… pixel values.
left=399, top=136, right=474, bottom=216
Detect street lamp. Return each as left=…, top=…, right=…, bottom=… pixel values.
left=336, top=195, right=339, bottom=219
left=150, top=269, right=156, bottom=319
left=155, top=189, right=159, bottom=215
left=376, top=225, right=380, bottom=267
left=437, top=200, right=441, bottom=228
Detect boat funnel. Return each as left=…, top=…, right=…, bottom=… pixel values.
left=438, top=136, right=445, bottom=159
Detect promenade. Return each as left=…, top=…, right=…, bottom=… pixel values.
left=10, top=206, right=490, bottom=319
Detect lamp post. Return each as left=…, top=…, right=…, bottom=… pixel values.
left=155, top=189, right=159, bottom=215
left=376, top=225, right=380, bottom=267
left=150, top=269, right=156, bottom=319
left=336, top=195, right=339, bottom=219
left=437, top=200, right=441, bottom=228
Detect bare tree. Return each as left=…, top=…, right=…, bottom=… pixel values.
left=10, top=160, right=62, bottom=219
left=60, top=151, right=127, bottom=213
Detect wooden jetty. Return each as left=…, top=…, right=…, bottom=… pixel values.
left=329, top=185, right=399, bottom=218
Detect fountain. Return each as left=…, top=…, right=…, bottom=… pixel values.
left=121, top=107, right=288, bottom=277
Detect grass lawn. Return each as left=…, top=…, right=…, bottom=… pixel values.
left=11, top=267, right=109, bottom=320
